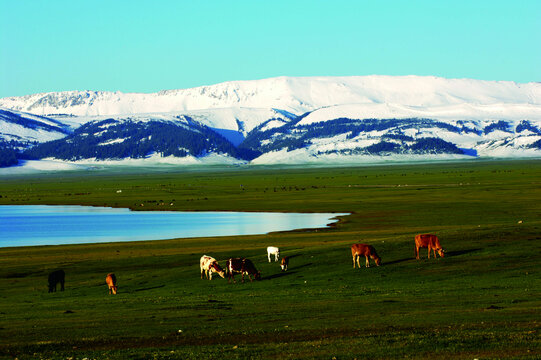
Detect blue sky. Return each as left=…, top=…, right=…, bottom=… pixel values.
left=1, top=0, right=540, bottom=97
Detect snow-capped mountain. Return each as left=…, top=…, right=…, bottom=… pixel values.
left=1, top=75, right=540, bottom=169
left=2, top=75, right=541, bottom=117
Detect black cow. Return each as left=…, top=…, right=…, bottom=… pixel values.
left=48, top=270, right=65, bottom=293
left=225, top=258, right=261, bottom=283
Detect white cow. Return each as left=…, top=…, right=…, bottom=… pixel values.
left=200, top=255, right=225, bottom=280
left=267, top=246, right=280, bottom=262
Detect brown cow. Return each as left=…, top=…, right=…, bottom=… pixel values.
left=351, top=244, right=381, bottom=268
left=226, top=258, right=261, bottom=283
left=415, top=234, right=445, bottom=259
left=106, top=273, right=118, bottom=294
left=280, top=256, right=289, bottom=271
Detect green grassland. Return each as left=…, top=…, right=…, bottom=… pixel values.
left=0, top=160, right=540, bottom=359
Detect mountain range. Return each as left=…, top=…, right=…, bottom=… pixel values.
left=1, top=75, right=540, bottom=169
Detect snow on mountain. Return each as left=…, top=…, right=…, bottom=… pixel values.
left=250, top=148, right=475, bottom=165
left=61, top=107, right=290, bottom=146
left=0, top=160, right=90, bottom=175
left=1, top=75, right=540, bottom=117
left=297, top=102, right=541, bottom=126
left=0, top=108, right=72, bottom=146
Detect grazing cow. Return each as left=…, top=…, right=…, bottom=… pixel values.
left=200, top=255, right=225, bottom=280
left=280, top=256, right=289, bottom=271
left=48, top=270, right=65, bottom=293
left=106, top=273, right=118, bottom=294
left=351, top=244, right=381, bottom=268
left=226, top=258, right=261, bottom=283
left=267, top=246, right=280, bottom=262
left=415, top=234, right=445, bottom=259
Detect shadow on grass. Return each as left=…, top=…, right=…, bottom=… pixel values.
left=263, top=271, right=299, bottom=280
left=380, top=248, right=482, bottom=266
left=445, top=248, right=482, bottom=257
left=383, top=258, right=412, bottom=266
left=262, top=262, right=313, bottom=280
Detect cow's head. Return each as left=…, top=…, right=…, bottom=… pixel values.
left=212, top=263, right=226, bottom=278
left=254, top=271, right=261, bottom=281
left=374, top=256, right=382, bottom=266
left=438, top=248, right=445, bottom=258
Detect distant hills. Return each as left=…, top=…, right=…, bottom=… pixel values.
left=1, top=75, right=540, bottom=169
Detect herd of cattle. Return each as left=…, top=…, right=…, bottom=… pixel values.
left=47, top=234, right=444, bottom=294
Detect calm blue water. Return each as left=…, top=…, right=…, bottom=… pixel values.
left=0, top=205, right=346, bottom=248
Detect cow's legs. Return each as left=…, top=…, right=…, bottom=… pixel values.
left=365, top=256, right=370, bottom=268
left=352, top=255, right=356, bottom=268
left=268, top=254, right=271, bottom=262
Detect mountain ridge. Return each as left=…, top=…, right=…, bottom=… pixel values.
left=2, top=75, right=541, bottom=117
left=1, top=75, right=540, bottom=170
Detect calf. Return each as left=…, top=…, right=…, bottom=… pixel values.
left=106, top=273, right=118, bottom=294
left=200, top=255, right=225, bottom=280
left=48, top=269, right=65, bottom=293
left=415, top=234, right=445, bottom=259
left=267, top=246, right=280, bottom=262
left=351, top=244, right=381, bottom=268
left=226, top=258, right=261, bottom=283
left=280, top=256, right=289, bottom=271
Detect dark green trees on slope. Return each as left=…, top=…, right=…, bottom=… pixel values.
left=23, top=118, right=260, bottom=161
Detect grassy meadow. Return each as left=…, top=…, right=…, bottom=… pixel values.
left=0, top=160, right=540, bottom=359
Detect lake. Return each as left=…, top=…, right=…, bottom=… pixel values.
left=0, top=205, right=347, bottom=247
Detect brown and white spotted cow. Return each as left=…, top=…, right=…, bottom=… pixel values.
left=351, top=243, right=382, bottom=268
left=200, top=255, right=225, bottom=280
left=225, top=258, right=261, bottom=283
left=415, top=234, right=445, bottom=259
left=106, top=273, right=118, bottom=295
